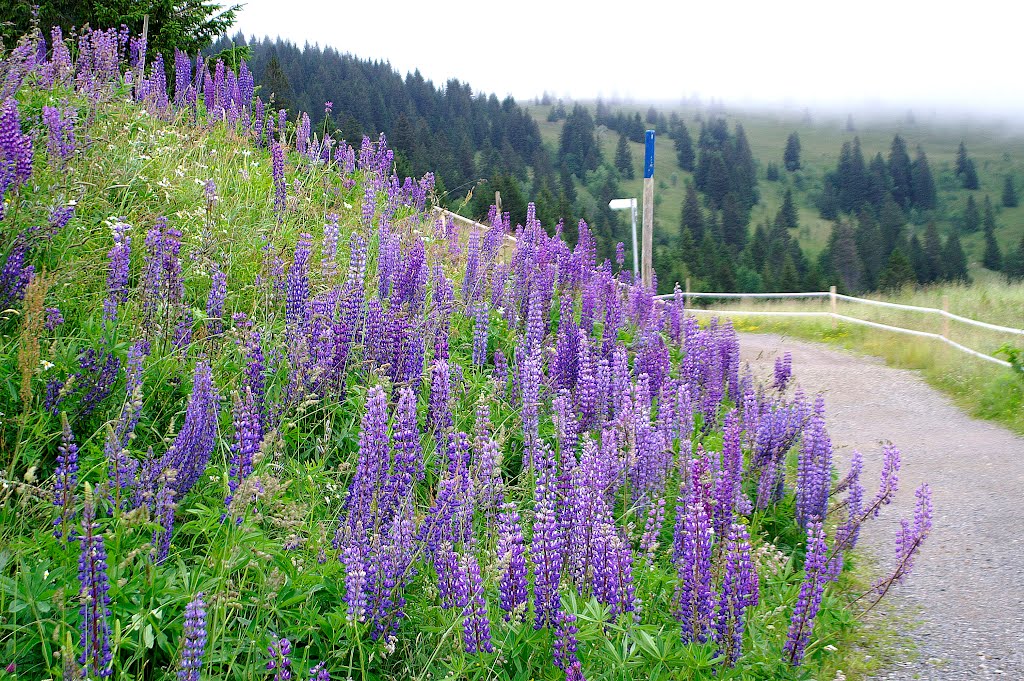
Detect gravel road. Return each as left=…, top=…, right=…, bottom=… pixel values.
left=740, top=333, right=1024, bottom=680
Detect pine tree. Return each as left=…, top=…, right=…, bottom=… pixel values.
left=837, top=137, right=868, bottom=213
left=263, top=53, right=293, bottom=112
left=614, top=133, right=635, bottom=179
left=765, top=162, right=781, bottom=181
left=941, top=232, right=970, bottom=282
left=878, top=193, right=907, bottom=255
left=784, top=132, right=801, bottom=171
left=855, top=210, right=884, bottom=289
left=866, top=153, right=892, bottom=208
left=877, top=249, right=916, bottom=291
left=680, top=183, right=705, bottom=243
left=826, top=220, right=863, bottom=293
left=1004, top=233, right=1024, bottom=280
left=922, top=223, right=944, bottom=283
left=775, top=189, right=799, bottom=230
left=910, top=147, right=937, bottom=210
left=908, top=234, right=929, bottom=283
left=674, top=121, right=695, bottom=171
left=888, top=135, right=914, bottom=209
left=982, top=196, right=1002, bottom=270
left=961, top=194, right=980, bottom=233
left=1002, top=175, right=1018, bottom=208
left=955, top=141, right=980, bottom=190
left=721, top=192, right=749, bottom=252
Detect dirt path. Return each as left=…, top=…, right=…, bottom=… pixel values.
left=740, top=333, right=1024, bottom=679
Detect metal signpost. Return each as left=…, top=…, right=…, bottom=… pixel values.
left=642, top=130, right=655, bottom=288
left=608, top=197, right=639, bottom=276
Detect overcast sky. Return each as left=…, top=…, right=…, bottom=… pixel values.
left=234, top=0, right=1024, bottom=114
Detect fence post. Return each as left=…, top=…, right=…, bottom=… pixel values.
left=829, top=285, right=837, bottom=328
left=942, top=295, right=950, bottom=338
left=641, top=130, right=656, bottom=289
left=685, top=277, right=691, bottom=309
left=495, top=191, right=502, bottom=216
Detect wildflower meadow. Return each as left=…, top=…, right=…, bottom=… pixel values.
left=0, top=24, right=932, bottom=680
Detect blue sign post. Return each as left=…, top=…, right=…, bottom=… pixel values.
left=641, top=130, right=655, bottom=287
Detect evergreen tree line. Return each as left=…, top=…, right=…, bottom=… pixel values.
left=212, top=34, right=544, bottom=211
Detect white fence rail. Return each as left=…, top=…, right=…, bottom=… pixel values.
left=658, top=290, right=1021, bottom=368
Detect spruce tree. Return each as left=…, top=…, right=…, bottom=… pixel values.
left=775, top=189, right=799, bottom=230
left=1004, top=233, right=1024, bottom=280
left=826, top=220, right=864, bottom=293
left=910, top=147, right=937, bottom=210
left=680, top=183, right=705, bottom=242
left=878, top=193, right=907, bottom=255
left=888, top=135, right=914, bottom=208
left=982, top=196, right=1002, bottom=270
left=263, top=53, right=293, bottom=112
left=721, top=192, right=749, bottom=252
left=908, top=234, right=929, bottom=283
left=941, top=232, right=970, bottom=282
left=922, top=223, right=944, bottom=283
left=765, top=162, right=780, bottom=182
left=877, top=249, right=916, bottom=291
left=784, top=132, right=802, bottom=171
left=674, top=121, right=695, bottom=171
left=962, top=194, right=980, bottom=233
left=614, top=133, right=635, bottom=179
left=1002, top=175, right=1018, bottom=207
left=955, top=141, right=980, bottom=190
left=855, top=210, right=884, bottom=289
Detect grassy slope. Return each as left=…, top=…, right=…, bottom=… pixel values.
left=526, top=102, right=1024, bottom=268
left=0, top=75, right=912, bottom=680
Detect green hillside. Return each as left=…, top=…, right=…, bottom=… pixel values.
left=527, top=100, right=1024, bottom=282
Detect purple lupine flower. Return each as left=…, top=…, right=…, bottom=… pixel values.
left=554, top=297, right=579, bottom=392
left=462, top=228, right=481, bottom=302
left=78, top=489, right=112, bottom=679
left=45, top=306, right=64, bottom=330
left=471, top=301, right=489, bottom=367
left=345, top=386, right=390, bottom=530
left=828, top=450, right=865, bottom=578
left=267, top=634, right=293, bottom=681
left=152, top=471, right=177, bottom=564
left=773, top=352, right=793, bottom=391
left=428, top=360, right=453, bottom=442
left=160, top=361, right=220, bottom=497
left=881, top=483, right=933, bottom=591
left=178, top=593, right=207, bottom=681
left=496, top=502, right=528, bottom=620
left=870, top=444, right=901, bottom=518
left=0, top=244, right=35, bottom=306
left=461, top=554, right=493, bottom=654
left=42, top=105, right=76, bottom=165
left=286, top=234, right=312, bottom=333
left=520, top=351, right=542, bottom=460
left=715, top=410, right=745, bottom=533
left=472, top=402, right=503, bottom=514
left=0, top=98, right=34, bottom=219
left=309, top=662, right=330, bottom=681
left=226, top=387, right=262, bottom=512
left=713, top=522, right=758, bottom=665
left=639, top=496, right=666, bottom=563
left=532, top=454, right=564, bottom=629
left=492, top=348, right=508, bottom=390
left=615, top=242, right=625, bottom=268
left=205, top=262, right=227, bottom=335
left=795, top=396, right=832, bottom=528
left=553, top=611, right=579, bottom=671
left=322, top=213, right=339, bottom=280
left=53, top=414, right=78, bottom=540
left=74, top=348, right=122, bottom=418
left=676, top=492, right=714, bottom=643
left=785, top=521, right=829, bottom=665
left=103, top=221, right=131, bottom=325
left=341, top=532, right=368, bottom=622
left=271, top=141, right=286, bottom=222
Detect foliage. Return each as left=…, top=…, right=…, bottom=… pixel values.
left=0, top=25, right=931, bottom=681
